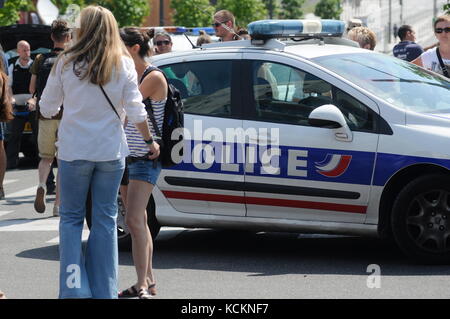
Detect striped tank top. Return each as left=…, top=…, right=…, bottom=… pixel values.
left=125, top=98, right=166, bottom=157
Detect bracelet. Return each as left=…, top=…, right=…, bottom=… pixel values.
left=144, top=136, right=154, bottom=145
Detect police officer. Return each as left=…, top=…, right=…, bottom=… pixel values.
left=393, top=25, right=424, bottom=62
left=6, top=40, right=38, bottom=169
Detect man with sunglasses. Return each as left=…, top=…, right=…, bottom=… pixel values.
left=153, top=32, right=173, bottom=55
left=213, top=10, right=239, bottom=42
left=412, top=15, right=450, bottom=78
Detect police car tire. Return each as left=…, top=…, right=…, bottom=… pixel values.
left=85, top=192, right=161, bottom=251
left=391, top=174, right=450, bottom=264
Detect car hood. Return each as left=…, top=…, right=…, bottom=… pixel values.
left=0, top=24, right=52, bottom=52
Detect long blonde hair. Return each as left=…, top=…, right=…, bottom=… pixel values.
left=61, top=5, right=129, bottom=85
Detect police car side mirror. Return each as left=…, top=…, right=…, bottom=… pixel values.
left=308, top=104, right=353, bottom=142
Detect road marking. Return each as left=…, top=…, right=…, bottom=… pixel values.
left=0, top=211, right=14, bottom=218
left=3, top=179, right=18, bottom=185
left=5, top=186, right=37, bottom=199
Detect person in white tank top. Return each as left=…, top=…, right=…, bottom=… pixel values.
left=412, top=15, right=450, bottom=78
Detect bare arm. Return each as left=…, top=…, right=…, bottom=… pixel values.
left=411, top=57, right=423, bottom=67
left=29, top=74, right=37, bottom=95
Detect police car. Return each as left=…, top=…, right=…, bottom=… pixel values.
left=129, top=20, right=450, bottom=264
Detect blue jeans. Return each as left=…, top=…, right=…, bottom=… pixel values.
left=58, top=158, right=125, bottom=299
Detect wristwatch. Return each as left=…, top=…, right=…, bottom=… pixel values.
left=144, top=136, right=154, bottom=144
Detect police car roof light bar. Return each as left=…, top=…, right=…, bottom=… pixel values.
left=188, top=27, right=215, bottom=36
left=248, top=19, right=345, bottom=41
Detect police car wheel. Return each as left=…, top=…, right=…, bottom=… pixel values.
left=85, top=191, right=160, bottom=251
left=391, top=174, right=450, bottom=264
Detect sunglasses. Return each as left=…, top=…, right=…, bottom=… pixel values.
left=435, top=27, right=450, bottom=34
left=212, top=21, right=228, bottom=28
left=155, top=40, right=171, bottom=46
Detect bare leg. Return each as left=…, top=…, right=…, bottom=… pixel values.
left=125, top=179, right=154, bottom=291
left=0, top=141, right=6, bottom=198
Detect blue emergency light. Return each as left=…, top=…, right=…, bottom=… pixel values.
left=248, top=19, right=345, bottom=40
left=188, top=27, right=215, bottom=36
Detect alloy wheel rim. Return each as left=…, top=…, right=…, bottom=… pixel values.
left=406, top=189, right=450, bottom=253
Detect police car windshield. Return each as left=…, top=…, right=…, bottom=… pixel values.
left=314, top=53, right=450, bottom=114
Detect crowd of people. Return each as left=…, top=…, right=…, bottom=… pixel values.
left=0, top=5, right=448, bottom=299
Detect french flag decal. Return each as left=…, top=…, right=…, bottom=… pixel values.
left=315, top=154, right=352, bottom=178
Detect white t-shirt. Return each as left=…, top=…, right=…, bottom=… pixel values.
left=420, top=47, right=450, bottom=76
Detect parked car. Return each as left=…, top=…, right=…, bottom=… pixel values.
left=87, top=20, right=450, bottom=264
left=0, top=24, right=52, bottom=160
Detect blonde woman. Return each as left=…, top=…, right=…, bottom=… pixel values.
left=39, top=6, right=159, bottom=299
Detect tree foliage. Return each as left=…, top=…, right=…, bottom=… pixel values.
left=51, top=0, right=85, bottom=15
left=215, top=0, right=268, bottom=27
left=85, top=0, right=150, bottom=27
left=314, top=0, right=342, bottom=19
left=0, top=0, right=31, bottom=26
left=262, top=0, right=280, bottom=19
left=279, top=0, right=304, bottom=19
left=444, top=2, right=450, bottom=15
left=171, top=0, right=214, bottom=27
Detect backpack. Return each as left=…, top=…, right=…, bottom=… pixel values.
left=140, top=66, right=184, bottom=168
left=35, top=51, right=60, bottom=99
left=35, top=49, right=64, bottom=119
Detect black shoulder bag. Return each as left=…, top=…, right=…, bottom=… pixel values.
left=436, top=47, right=450, bottom=78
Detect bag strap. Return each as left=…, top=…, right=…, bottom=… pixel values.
left=140, top=65, right=165, bottom=138
left=99, top=85, right=120, bottom=120
left=436, top=47, right=450, bottom=78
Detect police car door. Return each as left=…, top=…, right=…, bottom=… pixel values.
left=155, top=53, right=247, bottom=217
left=242, top=53, right=380, bottom=223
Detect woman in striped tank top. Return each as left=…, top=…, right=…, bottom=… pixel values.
left=118, top=27, right=168, bottom=299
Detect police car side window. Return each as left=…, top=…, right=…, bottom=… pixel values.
left=251, top=61, right=375, bottom=131
left=252, top=61, right=333, bottom=125
left=161, top=61, right=232, bottom=117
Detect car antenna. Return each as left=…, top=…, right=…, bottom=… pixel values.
left=184, top=33, right=199, bottom=49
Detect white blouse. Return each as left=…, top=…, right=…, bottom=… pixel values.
left=39, top=55, right=148, bottom=162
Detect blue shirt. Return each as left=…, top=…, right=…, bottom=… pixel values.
left=393, top=41, right=424, bottom=62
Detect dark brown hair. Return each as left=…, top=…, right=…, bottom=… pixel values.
left=51, top=19, right=71, bottom=43
left=120, top=27, right=155, bottom=58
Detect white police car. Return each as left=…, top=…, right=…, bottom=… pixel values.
left=140, top=20, right=450, bottom=264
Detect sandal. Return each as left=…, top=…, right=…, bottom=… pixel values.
left=148, top=282, right=157, bottom=296
left=138, top=288, right=152, bottom=299
left=118, top=285, right=138, bottom=298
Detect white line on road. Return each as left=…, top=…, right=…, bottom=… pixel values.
left=5, top=186, right=37, bottom=199
left=0, top=211, right=14, bottom=218
left=3, top=179, right=19, bottom=185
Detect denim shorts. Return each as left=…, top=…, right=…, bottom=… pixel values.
left=127, top=159, right=162, bottom=185
left=0, top=122, right=5, bottom=141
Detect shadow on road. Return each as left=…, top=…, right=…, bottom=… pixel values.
left=15, top=228, right=450, bottom=277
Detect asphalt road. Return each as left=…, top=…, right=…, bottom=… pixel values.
left=1, top=162, right=450, bottom=299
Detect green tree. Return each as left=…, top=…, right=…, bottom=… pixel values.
left=51, top=0, right=86, bottom=15
left=444, top=2, right=450, bottom=15
left=262, top=0, right=280, bottom=19
left=171, top=0, right=214, bottom=27
left=216, top=0, right=268, bottom=27
left=85, top=0, right=150, bottom=27
left=314, top=0, right=342, bottom=19
left=0, top=0, right=32, bottom=26
left=279, top=0, right=304, bottom=19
